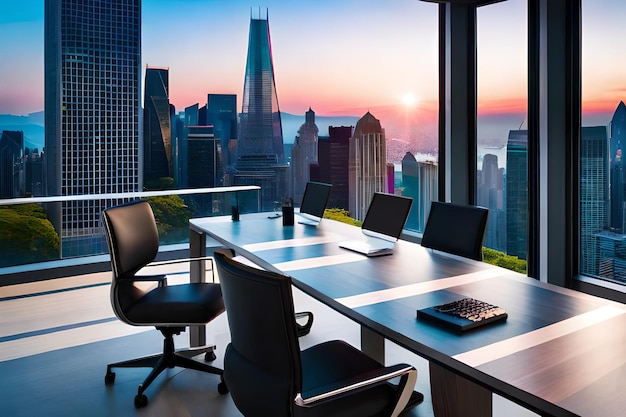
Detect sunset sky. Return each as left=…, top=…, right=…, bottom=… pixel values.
left=0, top=0, right=625, bottom=137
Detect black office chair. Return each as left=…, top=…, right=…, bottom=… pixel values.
left=420, top=201, right=489, bottom=261
left=101, top=200, right=227, bottom=407
left=213, top=248, right=422, bottom=417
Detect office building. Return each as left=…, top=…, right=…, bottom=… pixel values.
left=0, top=130, right=23, bottom=198
left=44, top=0, right=141, bottom=257
left=311, top=126, right=352, bottom=212
left=290, top=108, right=319, bottom=205
left=143, top=66, right=172, bottom=186
left=609, top=101, right=626, bottom=233
left=401, top=152, right=420, bottom=231
left=187, top=125, right=222, bottom=189
left=236, top=13, right=286, bottom=211
left=207, top=94, right=237, bottom=182
left=580, top=126, right=608, bottom=277
left=478, top=153, right=506, bottom=252
left=349, top=112, right=388, bottom=221
left=506, top=129, right=527, bottom=260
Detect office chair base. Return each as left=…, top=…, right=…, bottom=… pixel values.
left=104, top=329, right=226, bottom=407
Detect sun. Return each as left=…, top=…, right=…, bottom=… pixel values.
left=401, top=92, right=417, bottom=107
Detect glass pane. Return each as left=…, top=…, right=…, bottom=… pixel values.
left=477, top=0, right=528, bottom=273
left=0, top=1, right=438, bottom=270
left=581, top=0, right=626, bottom=284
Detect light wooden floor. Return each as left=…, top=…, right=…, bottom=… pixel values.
left=0, top=263, right=536, bottom=417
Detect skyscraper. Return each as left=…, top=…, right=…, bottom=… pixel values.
left=478, top=153, right=506, bottom=252
left=239, top=14, right=283, bottom=162
left=349, top=112, right=388, bottom=221
left=44, top=0, right=141, bottom=257
left=506, top=130, right=528, bottom=260
left=291, top=108, right=319, bottom=204
left=207, top=93, right=237, bottom=183
left=609, top=101, right=626, bottom=232
left=311, top=126, right=352, bottom=211
left=236, top=12, right=286, bottom=210
left=143, top=66, right=172, bottom=186
left=580, top=126, right=608, bottom=277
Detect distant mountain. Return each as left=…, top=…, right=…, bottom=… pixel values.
left=0, top=113, right=45, bottom=151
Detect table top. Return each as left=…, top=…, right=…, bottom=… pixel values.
left=190, top=213, right=626, bottom=417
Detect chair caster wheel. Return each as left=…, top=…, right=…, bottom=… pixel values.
left=218, top=381, right=229, bottom=394
left=104, top=372, right=116, bottom=385
left=205, top=351, right=217, bottom=362
left=134, top=393, right=148, bottom=408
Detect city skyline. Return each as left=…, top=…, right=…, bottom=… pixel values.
left=1, top=1, right=625, bottom=142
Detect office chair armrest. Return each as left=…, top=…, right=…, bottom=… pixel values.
left=144, top=256, right=216, bottom=282
left=295, top=363, right=416, bottom=407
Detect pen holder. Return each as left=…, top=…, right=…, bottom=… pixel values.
left=282, top=206, right=294, bottom=226
left=231, top=206, right=239, bottom=222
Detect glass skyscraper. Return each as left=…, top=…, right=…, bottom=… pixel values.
left=143, top=66, right=172, bottom=185
left=239, top=15, right=283, bottom=162
left=44, top=0, right=141, bottom=257
left=506, top=130, right=528, bottom=260
left=237, top=13, right=286, bottom=210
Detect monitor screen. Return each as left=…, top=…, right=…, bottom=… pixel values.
left=299, top=182, right=332, bottom=221
left=361, top=193, right=413, bottom=239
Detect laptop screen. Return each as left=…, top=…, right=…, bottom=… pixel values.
left=361, top=193, right=413, bottom=239
left=299, top=182, right=332, bottom=224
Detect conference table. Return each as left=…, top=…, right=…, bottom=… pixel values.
left=189, top=212, right=626, bottom=417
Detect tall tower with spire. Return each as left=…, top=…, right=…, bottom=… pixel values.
left=238, top=11, right=283, bottom=162
left=236, top=11, right=287, bottom=210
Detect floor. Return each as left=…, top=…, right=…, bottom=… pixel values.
left=0, top=261, right=536, bottom=417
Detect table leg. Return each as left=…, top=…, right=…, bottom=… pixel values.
left=430, top=362, right=492, bottom=417
left=189, top=227, right=206, bottom=347
left=361, top=326, right=385, bottom=364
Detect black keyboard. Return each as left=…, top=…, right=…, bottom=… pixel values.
left=417, top=297, right=508, bottom=332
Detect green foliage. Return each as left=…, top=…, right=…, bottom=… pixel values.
left=146, top=196, right=191, bottom=243
left=482, top=247, right=527, bottom=274
left=144, top=177, right=176, bottom=191
left=0, top=204, right=60, bottom=267
left=323, top=208, right=362, bottom=227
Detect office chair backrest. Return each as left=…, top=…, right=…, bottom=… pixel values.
left=102, top=201, right=161, bottom=324
left=420, top=201, right=489, bottom=261
left=213, top=249, right=302, bottom=417
left=102, top=201, right=159, bottom=280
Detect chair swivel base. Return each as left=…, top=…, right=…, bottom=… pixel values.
left=104, top=329, right=227, bottom=407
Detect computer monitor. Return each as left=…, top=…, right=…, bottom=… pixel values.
left=298, top=182, right=332, bottom=226
left=361, top=193, right=413, bottom=241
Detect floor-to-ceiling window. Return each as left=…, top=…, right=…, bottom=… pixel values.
left=476, top=0, right=528, bottom=270
left=580, top=0, right=626, bottom=286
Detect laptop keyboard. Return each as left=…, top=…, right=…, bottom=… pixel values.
left=417, top=297, right=508, bottom=331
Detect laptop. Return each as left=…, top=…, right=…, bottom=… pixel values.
left=339, top=193, right=413, bottom=256
left=297, top=182, right=332, bottom=226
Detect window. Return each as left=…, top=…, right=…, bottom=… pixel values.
left=477, top=0, right=528, bottom=269
left=580, top=0, right=626, bottom=286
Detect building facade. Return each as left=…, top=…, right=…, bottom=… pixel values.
left=143, top=66, right=172, bottom=186
left=236, top=14, right=286, bottom=211
left=311, top=126, right=351, bottom=212
left=506, top=129, right=528, bottom=260
left=349, top=112, right=387, bottom=221
left=44, top=0, right=141, bottom=257
left=290, top=108, right=319, bottom=205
